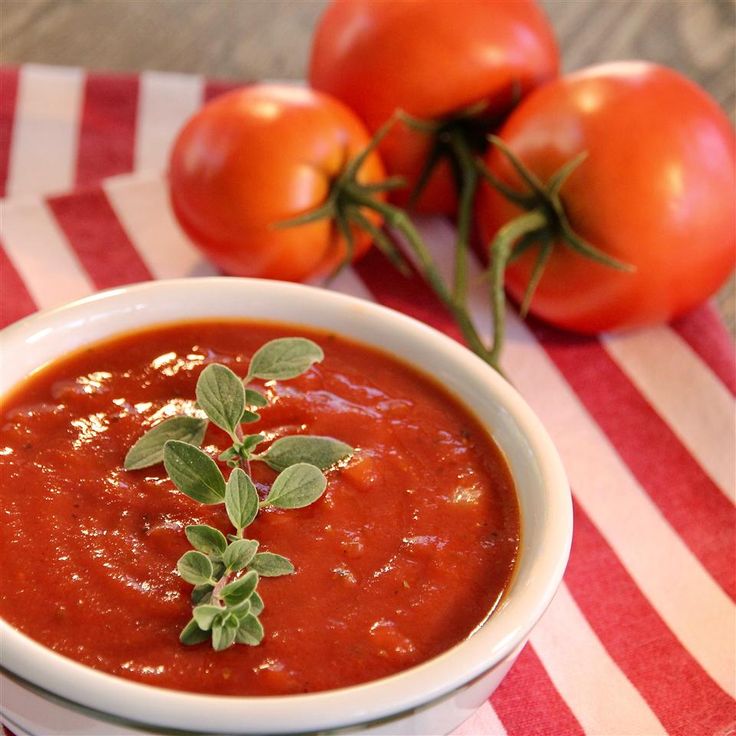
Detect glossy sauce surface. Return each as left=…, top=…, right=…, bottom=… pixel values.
left=0, top=321, right=519, bottom=695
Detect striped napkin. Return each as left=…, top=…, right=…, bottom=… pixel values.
left=1, top=65, right=734, bottom=736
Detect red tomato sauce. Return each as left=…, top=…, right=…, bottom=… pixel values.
left=0, top=321, right=519, bottom=696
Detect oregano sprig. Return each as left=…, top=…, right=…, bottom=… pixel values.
left=124, top=337, right=354, bottom=651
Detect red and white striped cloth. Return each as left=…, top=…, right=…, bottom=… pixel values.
left=1, top=64, right=734, bottom=736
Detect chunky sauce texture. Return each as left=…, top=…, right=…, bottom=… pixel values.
left=0, top=321, right=519, bottom=695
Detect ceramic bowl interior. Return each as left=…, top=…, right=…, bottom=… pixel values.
left=0, top=278, right=571, bottom=734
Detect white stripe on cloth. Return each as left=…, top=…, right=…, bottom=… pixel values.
left=603, top=328, right=736, bottom=503
left=0, top=197, right=93, bottom=309
left=135, top=71, right=203, bottom=174
left=452, top=700, right=507, bottom=736
left=403, top=217, right=736, bottom=699
left=6, top=65, right=84, bottom=198
left=103, top=172, right=217, bottom=279
left=530, top=585, right=666, bottom=735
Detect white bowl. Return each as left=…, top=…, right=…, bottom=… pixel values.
left=0, top=278, right=571, bottom=736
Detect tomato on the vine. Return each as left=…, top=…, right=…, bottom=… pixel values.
left=169, top=84, right=385, bottom=282
left=476, top=62, right=736, bottom=334
left=309, top=0, right=559, bottom=214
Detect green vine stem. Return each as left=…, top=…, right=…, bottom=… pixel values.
left=343, top=183, right=492, bottom=363
left=444, top=129, right=477, bottom=307
left=278, top=114, right=635, bottom=377
left=487, top=210, right=547, bottom=365
left=479, top=136, right=635, bottom=363
left=278, top=114, right=496, bottom=368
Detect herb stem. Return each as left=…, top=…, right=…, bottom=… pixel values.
left=127, top=338, right=348, bottom=651
left=211, top=576, right=229, bottom=598
left=231, top=425, right=252, bottom=477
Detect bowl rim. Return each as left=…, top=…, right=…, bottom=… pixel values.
left=0, top=277, right=572, bottom=734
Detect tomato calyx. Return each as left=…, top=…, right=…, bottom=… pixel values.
left=397, top=107, right=533, bottom=319
left=397, top=102, right=493, bottom=207
left=479, top=136, right=634, bottom=364
left=390, top=110, right=632, bottom=372
left=281, top=117, right=493, bottom=363
left=398, top=106, right=512, bottom=307
left=277, top=117, right=412, bottom=277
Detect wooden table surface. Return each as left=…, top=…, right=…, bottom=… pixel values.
left=1, top=0, right=734, bottom=333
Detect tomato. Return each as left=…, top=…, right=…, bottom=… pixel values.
left=476, top=62, right=736, bottom=334
left=169, top=85, right=385, bottom=282
left=309, top=0, right=559, bottom=214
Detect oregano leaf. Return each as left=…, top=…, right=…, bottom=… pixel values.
left=263, top=463, right=327, bottom=509
left=223, top=538, right=259, bottom=572
left=180, top=617, right=210, bottom=646
left=212, top=620, right=237, bottom=651
left=246, top=337, right=323, bottom=381
left=195, top=364, right=245, bottom=435
left=185, top=525, right=228, bottom=558
left=225, top=467, right=259, bottom=532
left=240, top=433, right=265, bottom=456
left=249, top=552, right=294, bottom=577
left=249, top=591, right=265, bottom=616
left=164, top=440, right=226, bottom=504
left=260, top=435, right=353, bottom=472
left=177, top=551, right=214, bottom=585
left=124, top=416, right=207, bottom=470
left=218, top=446, right=241, bottom=463
left=192, top=604, right=223, bottom=631
left=191, top=584, right=213, bottom=605
left=235, top=614, right=265, bottom=646
left=220, top=570, right=259, bottom=606
left=244, top=389, right=268, bottom=408
left=224, top=612, right=240, bottom=629
left=229, top=598, right=251, bottom=619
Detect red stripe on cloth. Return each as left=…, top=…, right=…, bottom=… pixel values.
left=671, top=304, right=736, bottom=395
left=47, top=188, right=153, bottom=291
left=566, top=498, right=735, bottom=735
left=0, top=243, right=37, bottom=328
left=76, top=73, right=138, bottom=188
left=204, top=79, right=247, bottom=103
left=0, top=67, right=19, bottom=198
left=491, top=644, right=584, bottom=736
left=529, top=321, right=736, bottom=600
